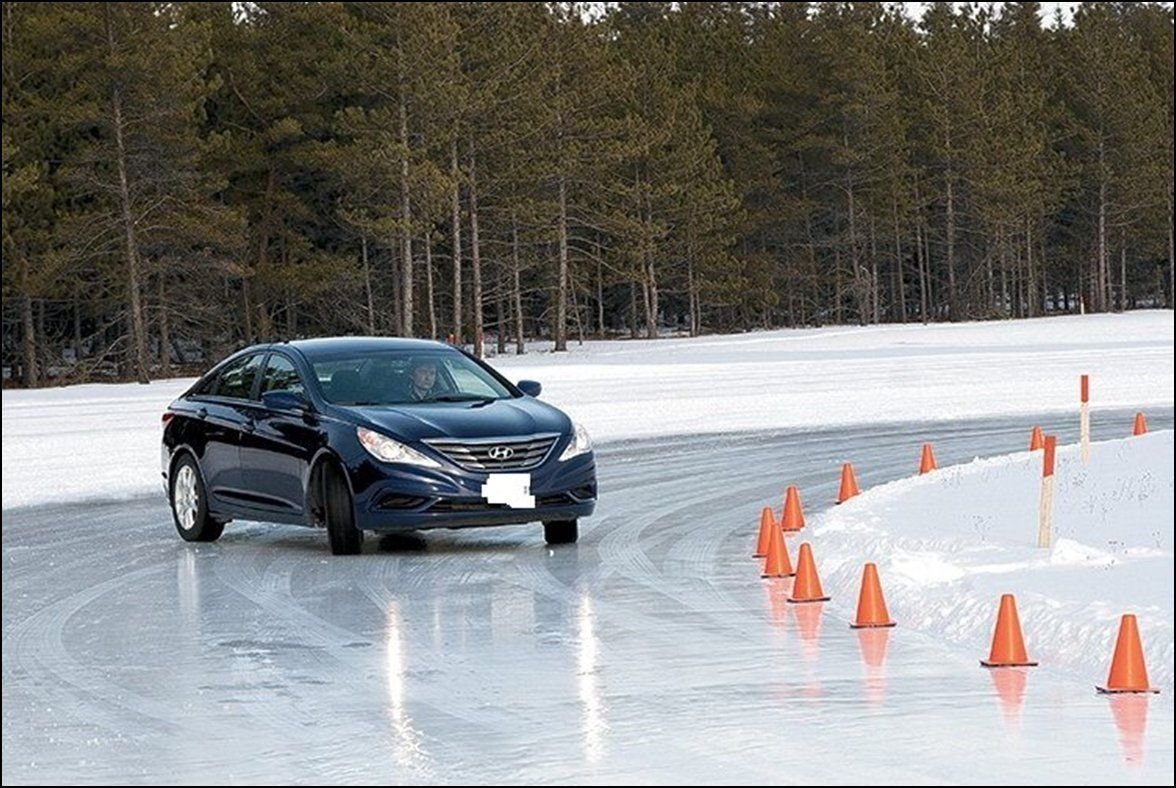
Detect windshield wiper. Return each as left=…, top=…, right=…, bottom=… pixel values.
left=430, top=394, right=498, bottom=404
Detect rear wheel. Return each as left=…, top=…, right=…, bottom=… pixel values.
left=324, top=464, right=363, bottom=556
left=170, top=455, right=225, bottom=542
left=543, top=519, right=578, bottom=545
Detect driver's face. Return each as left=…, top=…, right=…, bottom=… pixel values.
left=411, top=365, right=437, bottom=389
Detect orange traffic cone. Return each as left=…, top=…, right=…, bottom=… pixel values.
left=837, top=463, right=860, bottom=504
left=850, top=563, right=896, bottom=628
left=754, top=506, right=775, bottom=558
left=918, top=443, right=937, bottom=474
left=781, top=485, right=806, bottom=531
left=787, top=542, right=830, bottom=602
left=1132, top=412, right=1148, bottom=436
left=1029, top=426, right=1045, bottom=451
left=761, top=517, right=794, bottom=578
left=1098, top=614, right=1159, bottom=693
left=981, top=594, right=1038, bottom=667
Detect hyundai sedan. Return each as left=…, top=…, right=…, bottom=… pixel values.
left=161, top=338, right=596, bottom=554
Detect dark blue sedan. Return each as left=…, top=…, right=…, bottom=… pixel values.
left=161, top=338, right=596, bottom=554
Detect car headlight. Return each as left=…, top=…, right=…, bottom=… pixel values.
left=559, top=422, right=593, bottom=462
left=357, top=427, right=442, bottom=468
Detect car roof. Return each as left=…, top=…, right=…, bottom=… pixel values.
left=277, top=336, right=455, bottom=360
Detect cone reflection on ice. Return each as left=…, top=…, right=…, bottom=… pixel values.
left=918, top=443, right=937, bottom=474
left=781, top=485, right=805, bottom=531
left=754, top=506, right=774, bottom=558
left=858, top=628, right=890, bottom=705
left=850, top=563, right=896, bottom=628
left=787, top=543, right=830, bottom=603
left=792, top=600, right=823, bottom=664
left=1132, top=412, right=1148, bottom=436
left=1098, top=614, right=1159, bottom=694
left=1029, top=426, right=1045, bottom=451
left=990, top=667, right=1029, bottom=729
left=981, top=594, right=1038, bottom=667
left=761, top=515, right=794, bottom=578
left=1109, top=694, right=1150, bottom=767
left=837, top=463, right=860, bottom=503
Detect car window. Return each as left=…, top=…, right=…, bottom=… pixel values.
left=309, top=350, right=511, bottom=406
left=259, top=354, right=305, bottom=397
left=211, top=353, right=263, bottom=400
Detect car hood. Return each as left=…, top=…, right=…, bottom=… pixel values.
left=348, top=396, right=572, bottom=442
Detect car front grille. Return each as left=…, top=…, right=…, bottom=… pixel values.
left=422, top=433, right=560, bottom=471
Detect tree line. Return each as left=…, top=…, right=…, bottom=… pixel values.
left=3, top=2, right=1172, bottom=386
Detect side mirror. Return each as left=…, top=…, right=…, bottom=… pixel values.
left=517, top=380, right=542, bottom=397
left=262, top=389, right=309, bottom=412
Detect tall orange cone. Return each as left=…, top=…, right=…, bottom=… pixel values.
left=754, top=506, right=775, bottom=558
left=837, top=463, right=860, bottom=504
left=918, top=443, right=937, bottom=474
left=781, top=485, right=806, bottom=531
left=1098, top=614, right=1159, bottom=693
left=1132, top=412, right=1148, bottom=436
left=1029, top=426, right=1045, bottom=451
left=787, top=542, right=830, bottom=602
left=850, top=563, right=896, bottom=628
left=761, top=516, right=794, bottom=578
left=981, top=594, right=1038, bottom=667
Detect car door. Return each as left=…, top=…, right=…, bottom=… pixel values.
left=193, top=352, right=264, bottom=505
left=238, top=351, right=319, bottom=516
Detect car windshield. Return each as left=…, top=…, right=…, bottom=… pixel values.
left=310, top=349, right=513, bottom=406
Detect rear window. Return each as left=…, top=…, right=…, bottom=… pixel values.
left=210, top=353, right=264, bottom=400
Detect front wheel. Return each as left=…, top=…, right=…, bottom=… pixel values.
left=170, top=455, right=225, bottom=542
left=324, top=464, right=363, bottom=555
left=543, top=519, right=578, bottom=545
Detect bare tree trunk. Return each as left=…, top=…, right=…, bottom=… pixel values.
left=399, top=73, right=413, bottom=336
left=451, top=139, right=463, bottom=343
left=1168, top=186, right=1174, bottom=308
left=1097, top=136, right=1108, bottom=312
left=73, top=295, right=83, bottom=364
left=362, top=234, right=374, bottom=334
left=107, top=12, right=148, bottom=383
left=556, top=176, right=569, bottom=351
left=424, top=234, right=437, bottom=340
left=916, top=220, right=928, bottom=324
left=687, top=254, right=698, bottom=337
left=945, top=172, right=957, bottom=322
left=629, top=281, right=639, bottom=338
left=495, top=260, right=506, bottom=354
left=1026, top=220, right=1037, bottom=317
left=869, top=213, right=880, bottom=324
left=596, top=254, right=604, bottom=338
left=512, top=219, right=524, bottom=354
left=467, top=141, right=484, bottom=358
left=158, top=276, right=172, bottom=378
left=21, top=282, right=38, bottom=387
left=892, top=198, right=906, bottom=323
left=1119, top=228, right=1127, bottom=313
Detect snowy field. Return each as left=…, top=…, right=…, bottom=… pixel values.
left=2, top=311, right=1172, bottom=510
left=814, top=431, right=1174, bottom=693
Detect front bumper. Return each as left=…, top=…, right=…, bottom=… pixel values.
left=348, top=451, right=598, bottom=532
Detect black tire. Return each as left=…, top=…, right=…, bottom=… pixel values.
left=543, top=519, right=578, bottom=545
left=324, top=464, right=363, bottom=555
left=170, top=454, right=225, bottom=542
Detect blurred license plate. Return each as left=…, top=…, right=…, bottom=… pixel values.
left=481, top=473, right=534, bottom=508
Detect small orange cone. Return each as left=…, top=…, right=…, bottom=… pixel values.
left=1132, top=412, right=1148, bottom=436
left=1029, top=426, right=1045, bottom=451
left=837, top=463, right=860, bottom=504
left=918, top=443, right=937, bottom=474
left=981, top=594, right=1038, bottom=667
left=781, top=485, right=806, bottom=531
left=850, top=563, right=896, bottom=628
left=754, top=506, right=775, bottom=558
left=1098, top=614, right=1159, bottom=693
left=787, top=542, right=830, bottom=602
left=761, top=517, right=794, bottom=578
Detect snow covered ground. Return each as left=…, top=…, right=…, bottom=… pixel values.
left=813, top=430, right=1174, bottom=693
left=2, top=311, right=1171, bottom=510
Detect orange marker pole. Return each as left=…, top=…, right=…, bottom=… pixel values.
left=1037, top=435, right=1056, bottom=548
left=1080, top=374, right=1090, bottom=464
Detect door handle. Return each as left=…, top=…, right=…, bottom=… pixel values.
left=242, top=420, right=256, bottom=434
left=196, top=407, right=207, bottom=419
